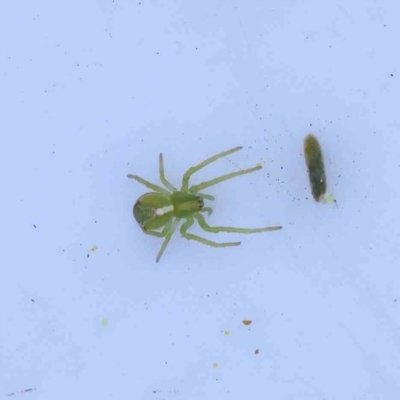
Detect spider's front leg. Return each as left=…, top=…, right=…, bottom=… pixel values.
left=201, top=207, right=213, bottom=216
left=180, top=217, right=241, bottom=248
left=190, top=165, right=262, bottom=193
left=197, top=193, right=215, bottom=201
left=181, top=146, right=242, bottom=191
left=194, top=213, right=282, bottom=234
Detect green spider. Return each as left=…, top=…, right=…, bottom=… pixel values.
left=127, top=146, right=282, bottom=262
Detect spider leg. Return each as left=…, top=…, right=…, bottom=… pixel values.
left=194, top=213, right=282, bottom=233
left=156, top=219, right=179, bottom=262
left=190, top=165, right=261, bottom=193
left=180, top=217, right=241, bottom=248
left=140, top=219, right=178, bottom=262
left=127, top=174, right=170, bottom=194
left=197, top=193, right=215, bottom=201
left=181, top=146, right=242, bottom=191
left=141, top=221, right=172, bottom=237
left=201, top=207, right=213, bottom=215
left=159, top=153, right=177, bottom=192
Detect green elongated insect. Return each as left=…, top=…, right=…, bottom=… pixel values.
left=304, top=134, right=328, bottom=203
left=128, top=146, right=282, bottom=262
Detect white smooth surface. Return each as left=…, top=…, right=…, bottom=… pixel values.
left=1, top=1, right=399, bottom=399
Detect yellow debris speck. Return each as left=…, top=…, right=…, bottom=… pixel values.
left=224, top=330, right=230, bottom=336
left=213, top=362, right=218, bottom=368
left=242, top=319, right=252, bottom=326
left=101, top=318, right=108, bottom=327
left=88, top=245, right=98, bottom=252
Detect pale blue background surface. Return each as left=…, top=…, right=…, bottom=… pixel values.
left=1, top=1, right=400, bottom=399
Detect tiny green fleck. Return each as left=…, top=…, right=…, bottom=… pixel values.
left=101, top=318, right=108, bottom=327
left=320, top=193, right=336, bottom=205
left=304, top=134, right=327, bottom=202
left=88, top=244, right=98, bottom=252
left=213, top=362, right=218, bottom=368
left=224, top=330, right=230, bottom=336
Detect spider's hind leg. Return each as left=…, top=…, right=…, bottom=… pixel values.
left=127, top=174, right=170, bottom=194
left=159, top=153, right=177, bottom=192
left=154, top=219, right=179, bottom=262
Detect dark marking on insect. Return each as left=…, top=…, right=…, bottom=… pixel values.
left=304, top=134, right=327, bottom=203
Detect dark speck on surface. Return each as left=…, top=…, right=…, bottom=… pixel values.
left=7, top=388, right=37, bottom=397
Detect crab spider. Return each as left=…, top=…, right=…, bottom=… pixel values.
left=127, top=146, right=282, bottom=262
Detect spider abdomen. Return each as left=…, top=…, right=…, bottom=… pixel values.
left=133, top=192, right=174, bottom=230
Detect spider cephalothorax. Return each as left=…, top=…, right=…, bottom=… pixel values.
left=128, top=146, right=282, bottom=262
